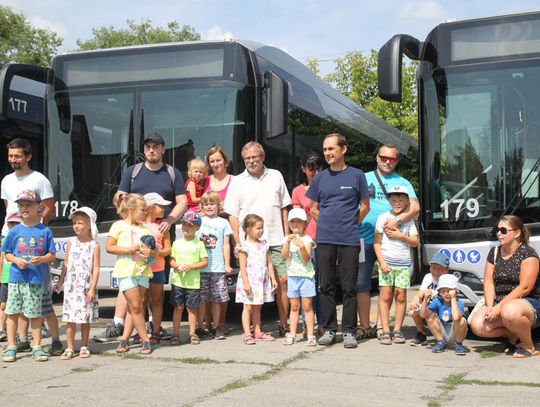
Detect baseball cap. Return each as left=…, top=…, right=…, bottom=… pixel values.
left=5, top=212, right=22, bottom=223
left=143, top=132, right=165, bottom=146
left=69, top=206, right=99, bottom=240
left=181, top=210, right=202, bottom=226
left=288, top=208, right=307, bottom=222
left=431, top=252, right=450, bottom=268
left=144, top=192, right=171, bottom=206
left=15, top=190, right=42, bottom=203
left=387, top=185, right=409, bottom=196
left=437, top=274, right=459, bottom=291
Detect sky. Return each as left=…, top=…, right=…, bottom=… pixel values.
left=2, top=0, right=540, bottom=75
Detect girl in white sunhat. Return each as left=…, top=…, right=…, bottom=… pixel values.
left=54, top=207, right=100, bottom=359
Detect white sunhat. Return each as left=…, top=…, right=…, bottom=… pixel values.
left=288, top=207, right=307, bottom=222
left=144, top=192, right=171, bottom=206
left=69, top=207, right=98, bottom=240
left=5, top=212, right=22, bottom=224
left=436, top=274, right=459, bottom=291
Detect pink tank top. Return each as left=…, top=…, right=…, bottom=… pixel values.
left=203, top=175, right=232, bottom=202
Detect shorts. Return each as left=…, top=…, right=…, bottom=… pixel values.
left=41, top=285, right=54, bottom=317
left=269, top=245, right=288, bottom=277
left=0, top=283, right=8, bottom=303
left=5, top=283, right=44, bottom=318
left=356, top=244, right=376, bottom=292
left=523, top=297, right=540, bottom=328
left=170, top=285, right=201, bottom=309
left=438, top=320, right=468, bottom=344
left=118, top=276, right=150, bottom=292
left=200, top=273, right=229, bottom=303
left=287, top=276, right=316, bottom=298
left=149, top=270, right=166, bottom=284
left=378, top=264, right=411, bottom=289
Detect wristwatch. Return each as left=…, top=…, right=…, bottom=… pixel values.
left=396, top=217, right=403, bottom=226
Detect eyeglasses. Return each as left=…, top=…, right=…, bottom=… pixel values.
left=378, top=155, right=398, bottom=164
left=243, top=155, right=261, bottom=162
left=496, top=226, right=517, bottom=235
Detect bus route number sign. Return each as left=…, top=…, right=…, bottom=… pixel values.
left=55, top=200, right=79, bottom=217
left=440, top=198, right=479, bottom=220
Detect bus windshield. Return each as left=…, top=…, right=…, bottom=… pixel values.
left=421, top=63, right=540, bottom=229
left=47, top=82, right=252, bottom=226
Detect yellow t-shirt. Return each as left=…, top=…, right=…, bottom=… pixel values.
left=109, top=220, right=153, bottom=279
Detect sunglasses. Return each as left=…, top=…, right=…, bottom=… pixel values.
left=496, top=226, right=517, bottom=235
left=378, top=155, right=398, bottom=164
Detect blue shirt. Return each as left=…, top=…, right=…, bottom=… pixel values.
left=428, top=297, right=465, bottom=323
left=1, top=223, right=56, bottom=284
left=197, top=216, right=232, bottom=273
left=118, top=163, right=186, bottom=217
left=306, top=166, right=369, bottom=246
left=358, top=171, right=417, bottom=244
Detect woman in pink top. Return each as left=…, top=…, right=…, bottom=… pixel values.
left=203, top=146, right=234, bottom=333
left=291, top=150, right=325, bottom=240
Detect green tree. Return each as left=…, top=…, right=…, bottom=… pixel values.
left=77, top=19, right=201, bottom=50
left=0, top=6, right=62, bottom=67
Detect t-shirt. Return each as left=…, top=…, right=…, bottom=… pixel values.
left=428, top=297, right=465, bottom=323
left=170, top=238, right=208, bottom=289
left=224, top=167, right=291, bottom=246
left=1, top=171, right=54, bottom=235
left=282, top=234, right=316, bottom=278
left=419, top=273, right=439, bottom=298
left=306, top=166, right=368, bottom=246
left=198, top=216, right=232, bottom=273
left=143, top=221, right=166, bottom=272
left=358, top=171, right=417, bottom=244
left=118, top=163, right=186, bottom=217
left=291, top=185, right=317, bottom=240
left=487, top=244, right=540, bottom=302
left=109, top=220, right=153, bottom=279
left=1, top=223, right=56, bottom=284
left=375, top=211, right=417, bottom=266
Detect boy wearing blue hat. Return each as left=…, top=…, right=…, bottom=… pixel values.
left=169, top=211, right=208, bottom=345
left=408, top=252, right=451, bottom=346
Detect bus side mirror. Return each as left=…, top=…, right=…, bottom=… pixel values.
left=51, top=74, right=71, bottom=134
left=378, top=34, right=422, bottom=103
left=263, top=71, right=288, bottom=139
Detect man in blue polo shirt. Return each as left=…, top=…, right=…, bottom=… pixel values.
left=356, top=144, right=419, bottom=339
left=307, top=133, right=370, bottom=348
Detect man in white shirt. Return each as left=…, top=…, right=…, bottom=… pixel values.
left=224, top=141, right=291, bottom=335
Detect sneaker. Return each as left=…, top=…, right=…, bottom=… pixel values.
left=431, top=340, right=447, bottom=353
left=343, top=332, right=358, bottom=349
left=50, top=340, right=64, bottom=356
left=93, top=321, right=124, bottom=343
left=454, top=342, right=467, bottom=356
left=0, top=330, right=7, bottom=342
left=16, top=340, right=32, bottom=352
left=41, top=324, right=51, bottom=339
left=2, top=345, right=17, bottom=362
left=317, top=330, right=336, bottom=346
left=410, top=332, right=428, bottom=347
left=195, top=328, right=214, bottom=340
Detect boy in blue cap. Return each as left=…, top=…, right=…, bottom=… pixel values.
left=408, top=252, right=450, bottom=346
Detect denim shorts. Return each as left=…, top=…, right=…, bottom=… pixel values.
left=356, top=244, right=376, bottom=292
left=118, top=276, right=150, bottom=292
left=170, top=285, right=201, bottom=309
left=523, top=297, right=540, bottom=328
left=287, top=276, right=316, bottom=298
left=149, top=270, right=165, bottom=284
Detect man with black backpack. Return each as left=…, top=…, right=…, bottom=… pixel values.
left=93, top=132, right=187, bottom=342
left=356, top=144, right=419, bottom=341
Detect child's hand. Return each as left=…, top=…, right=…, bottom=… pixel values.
left=385, top=228, right=403, bottom=240
left=30, top=256, right=46, bottom=265
left=380, top=261, right=390, bottom=274
left=53, top=282, right=63, bottom=293
left=127, top=244, right=140, bottom=254
left=225, top=265, right=232, bottom=274
left=86, top=287, right=96, bottom=302
left=139, top=245, right=152, bottom=258
left=449, top=289, right=457, bottom=299
left=271, top=278, right=278, bottom=291
left=177, top=264, right=192, bottom=272
left=243, top=281, right=252, bottom=295
left=286, top=234, right=295, bottom=244
left=292, top=236, right=304, bottom=248
left=14, top=258, right=30, bottom=269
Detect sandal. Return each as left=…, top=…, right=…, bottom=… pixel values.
left=79, top=346, right=91, bottom=358
left=140, top=341, right=152, bottom=355
left=356, top=324, right=376, bottom=340
left=503, top=341, right=518, bottom=355
left=116, top=339, right=129, bottom=354
left=61, top=348, right=75, bottom=360
left=393, top=331, right=406, bottom=344
left=215, top=329, right=226, bottom=340
left=189, top=334, right=200, bottom=345
left=32, top=346, right=49, bottom=362
left=3, top=346, right=17, bottom=362
left=306, top=335, right=317, bottom=347
left=282, top=334, right=296, bottom=345
left=255, top=332, right=275, bottom=341
left=170, top=336, right=180, bottom=346
left=150, top=334, right=161, bottom=345
left=379, top=331, right=393, bottom=345
left=513, top=347, right=540, bottom=359
left=375, top=326, right=384, bottom=340
left=243, top=333, right=256, bottom=345
left=132, top=334, right=142, bottom=345
left=278, top=325, right=288, bottom=337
